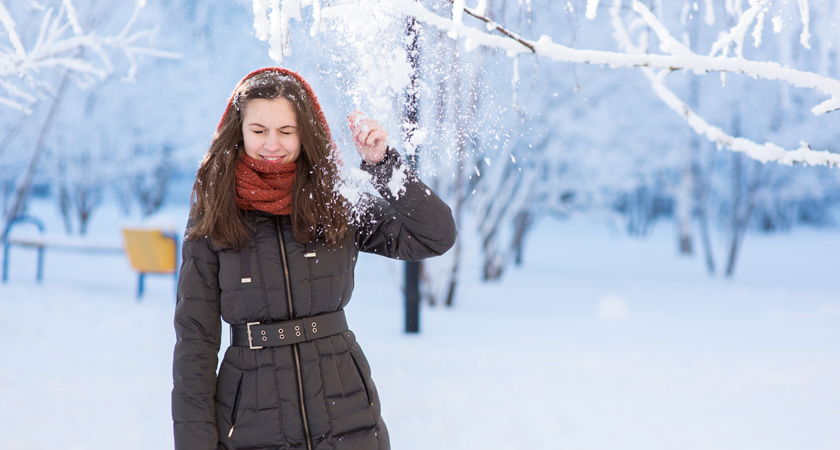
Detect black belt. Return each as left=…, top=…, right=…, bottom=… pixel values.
left=230, top=309, right=348, bottom=349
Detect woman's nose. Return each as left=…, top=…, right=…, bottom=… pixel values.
left=264, top=132, right=282, bottom=150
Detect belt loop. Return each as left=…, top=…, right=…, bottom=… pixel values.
left=304, top=241, right=316, bottom=258
left=239, top=242, right=252, bottom=284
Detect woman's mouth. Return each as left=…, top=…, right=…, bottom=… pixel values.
left=261, top=155, right=285, bottom=162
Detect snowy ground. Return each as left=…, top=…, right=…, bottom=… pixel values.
left=1, top=199, right=838, bottom=450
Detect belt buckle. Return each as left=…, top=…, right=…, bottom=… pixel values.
left=246, top=321, right=264, bottom=349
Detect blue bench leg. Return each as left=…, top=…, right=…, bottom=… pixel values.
left=137, top=273, right=145, bottom=301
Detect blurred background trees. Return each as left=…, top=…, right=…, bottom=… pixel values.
left=2, top=0, right=838, bottom=298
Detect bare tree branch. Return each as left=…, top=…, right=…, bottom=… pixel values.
left=0, top=0, right=182, bottom=113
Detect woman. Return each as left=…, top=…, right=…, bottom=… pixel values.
left=171, top=66, right=456, bottom=450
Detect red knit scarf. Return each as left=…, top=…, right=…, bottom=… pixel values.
left=235, top=152, right=297, bottom=215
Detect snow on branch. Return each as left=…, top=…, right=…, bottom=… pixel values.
left=257, top=0, right=840, bottom=167
left=797, top=0, right=811, bottom=50
left=406, top=0, right=840, bottom=166
left=399, top=0, right=840, bottom=116
left=255, top=1, right=838, bottom=113
left=0, top=0, right=181, bottom=114
left=646, top=67, right=839, bottom=166
left=609, top=1, right=840, bottom=168
left=252, top=0, right=308, bottom=62
left=707, top=0, right=770, bottom=58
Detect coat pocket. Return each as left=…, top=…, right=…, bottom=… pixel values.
left=348, top=349, right=373, bottom=406
left=227, top=371, right=244, bottom=438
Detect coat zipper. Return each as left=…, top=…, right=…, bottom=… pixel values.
left=276, top=216, right=314, bottom=450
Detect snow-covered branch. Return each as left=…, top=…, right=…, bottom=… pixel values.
left=272, top=0, right=839, bottom=117
left=644, top=68, right=839, bottom=166
left=0, top=0, right=181, bottom=114
left=610, top=1, right=840, bottom=167
left=393, top=0, right=840, bottom=116
left=254, top=0, right=840, bottom=166
left=708, top=0, right=770, bottom=58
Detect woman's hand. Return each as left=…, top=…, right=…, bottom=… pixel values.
left=347, top=110, right=388, bottom=164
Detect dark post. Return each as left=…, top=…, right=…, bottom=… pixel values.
left=403, top=16, right=422, bottom=333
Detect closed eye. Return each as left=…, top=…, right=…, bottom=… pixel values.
left=250, top=130, right=293, bottom=135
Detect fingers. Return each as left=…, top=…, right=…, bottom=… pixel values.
left=353, top=126, right=372, bottom=146
left=365, top=129, right=387, bottom=147
left=357, top=126, right=387, bottom=148
left=347, top=110, right=368, bottom=132
left=352, top=120, right=380, bottom=143
left=347, top=111, right=376, bottom=132
left=347, top=111, right=387, bottom=150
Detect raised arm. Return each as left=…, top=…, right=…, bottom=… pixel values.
left=171, top=228, right=222, bottom=449
left=355, top=145, right=457, bottom=260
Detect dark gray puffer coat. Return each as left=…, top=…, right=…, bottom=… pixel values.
left=172, top=146, right=457, bottom=450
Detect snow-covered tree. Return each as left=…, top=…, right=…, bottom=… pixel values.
left=244, top=0, right=840, bottom=292
left=0, top=0, right=179, bottom=235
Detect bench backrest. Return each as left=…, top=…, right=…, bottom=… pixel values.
left=121, top=228, right=176, bottom=273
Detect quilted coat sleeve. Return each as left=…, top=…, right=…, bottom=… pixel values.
left=171, top=225, right=222, bottom=450
left=355, top=145, right=457, bottom=260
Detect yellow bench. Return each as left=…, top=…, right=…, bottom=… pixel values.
left=121, top=228, right=179, bottom=300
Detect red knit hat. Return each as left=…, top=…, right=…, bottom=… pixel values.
left=216, top=67, right=336, bottom=151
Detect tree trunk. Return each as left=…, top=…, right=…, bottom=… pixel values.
left=75, top=183, right=101, bottom=236
left=402, top=16, right=422, bottom=333
left=510, top=210, right=532, bottom=266
left=725, top=150, right=744, bottom=278
left=676, top=8, right=706, bottom=257
left=694, top=144, right=716, bottom=275
left=444, top=40, right=485, bottom=307
left=725, top=161, right=763, bottom=278
left=676, top=72, right=702, bottom=256
left=58, top=181, right=74, bottom=234
left=2, top=71, right=71, bottom=236
left=1, top=180, right=14, bottom=217
left=723, top=102, right=765, bottom=278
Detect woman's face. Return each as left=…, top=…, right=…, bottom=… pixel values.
left=241, top=96, right=301, bottom=164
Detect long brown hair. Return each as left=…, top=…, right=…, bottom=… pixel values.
left=185, top=68, right=351, bottom=249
